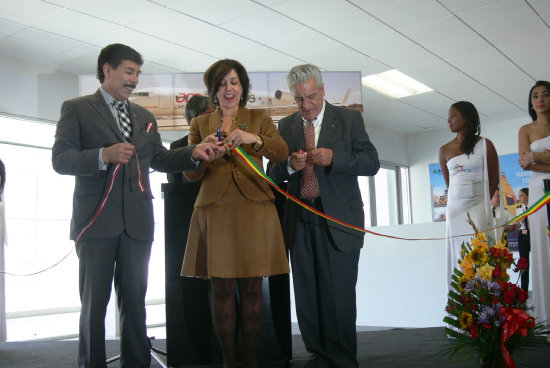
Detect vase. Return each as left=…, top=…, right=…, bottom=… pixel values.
left=480, top=358, right=505, bottom=368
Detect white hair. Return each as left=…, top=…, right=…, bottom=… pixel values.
left=286, top=64, right=324, bottom=91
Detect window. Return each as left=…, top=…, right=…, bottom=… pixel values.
left=0, top=115, right=167, bottom=341
left=364, top=163, right=411, bottom=227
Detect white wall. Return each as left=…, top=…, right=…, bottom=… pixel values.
left=358, top=222, right=447, bottom=327
left=0, top=55, right=78, bottom=123
left=366, top=123, right=408, bottom=166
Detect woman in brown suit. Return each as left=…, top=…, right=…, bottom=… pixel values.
left=181, top=59, right=289, bottom=368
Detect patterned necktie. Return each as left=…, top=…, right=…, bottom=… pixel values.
left=301, top=120, right=319, bottom=199
left=113, top=101, right=132, bottom=142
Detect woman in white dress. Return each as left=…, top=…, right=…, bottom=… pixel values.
left=518, top=80, right=550, bottom=329
left=439, top=101, right=499, bottom=288
left=0, top=158, right=6, bottom=342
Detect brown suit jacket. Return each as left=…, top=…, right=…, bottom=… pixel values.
left=185, top=106, right=288, bottom=206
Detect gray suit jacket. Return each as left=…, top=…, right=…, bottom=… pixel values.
left=267, top=102, right=379, bottom=252
left=52, top=89, right=197, bottom=242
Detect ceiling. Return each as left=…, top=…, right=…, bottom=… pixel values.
left=1, top=0, right=549, bottom=134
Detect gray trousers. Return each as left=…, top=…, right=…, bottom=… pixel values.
left=76, top=232, right=152, bottom=368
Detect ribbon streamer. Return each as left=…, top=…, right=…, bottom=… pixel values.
left=498, top=307, right=535, bottom=368
left=1, top=153, right=145, bottom=276
left=233, top=146, right=550, bottom=241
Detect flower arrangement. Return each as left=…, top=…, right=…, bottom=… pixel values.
left=443, top=216, right=549, bottom=367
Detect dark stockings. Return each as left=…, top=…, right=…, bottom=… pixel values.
left=210, top=277, right=263, bottom=368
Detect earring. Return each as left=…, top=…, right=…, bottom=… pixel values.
left=213, top=96, right=219, bottom=106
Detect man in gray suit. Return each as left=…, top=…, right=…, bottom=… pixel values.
left=52, top=43, right=224, bottom=368
left=267, top=64, right=379, bottom=367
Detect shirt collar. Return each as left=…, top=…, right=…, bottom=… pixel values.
left=99, top=86, right=126, bottom=107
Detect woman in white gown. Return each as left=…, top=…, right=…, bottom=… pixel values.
left=518, top=80, right=550, bottom=329
left=439, top=101, right=499, bottom=288
left=0, top=159, right=5, bottom=342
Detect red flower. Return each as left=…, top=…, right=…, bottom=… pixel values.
left=517, top=289, right=528, bottom=303
left=469, top=325, right=479, bottom=338
left=503, top=288, right=517, bottom=305
left=515, top=257, right=529, bottom=272
left=493, top=265, right=502, bottom=278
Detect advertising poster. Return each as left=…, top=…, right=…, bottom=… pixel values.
left=429, top=153, right=530, bottom=252
left=80, top=71, right=363, bottom=131
left=429, top=163, right=447, bottom=222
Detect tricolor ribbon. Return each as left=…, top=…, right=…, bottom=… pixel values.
left=233, top=146, right=440, bottom=241
left=233, top=146, right=550, bottom=241
left=503, top=191, right=550, bottom=236
left=498, top=307, right=536, bottom=368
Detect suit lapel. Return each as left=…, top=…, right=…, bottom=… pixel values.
left=317, top=102, right=337, bottom=148
left=209, top=108, right=221, bottom=136
left=290, top=113, right=305, bottom=151
left=128, top=102, right=147, bottom=142
left=90, top=90, right=124, bottom=142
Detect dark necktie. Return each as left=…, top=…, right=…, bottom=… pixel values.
left=524, top=206, right=529, bottom=231
left=113, top=101, right=132, bottom=142
left=301, top=120, right=319, bottom=199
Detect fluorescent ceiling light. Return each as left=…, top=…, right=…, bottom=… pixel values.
left=362, top=69, right=433, bottom=98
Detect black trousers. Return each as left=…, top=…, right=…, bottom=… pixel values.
left=290, top=199, right=360, bottom=368
left=518, top=231, right=531, bottom=292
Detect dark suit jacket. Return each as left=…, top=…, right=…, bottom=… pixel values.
left=267, top=102, right=379, bottom=252
left=52, top=89, right=198, bottom=242
left=168, top=136, right=189, bottom=183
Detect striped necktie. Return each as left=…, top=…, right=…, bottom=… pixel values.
left=112, top=101, right=132, bottom=142
left=301, top=120, right=319, bottom=199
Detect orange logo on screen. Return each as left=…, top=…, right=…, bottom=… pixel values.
left=175, top=92, right=204, bottom=103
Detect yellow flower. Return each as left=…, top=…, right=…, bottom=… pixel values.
left=459, top=312, right=473, bottom=329
left=460, top=257, right=475, bottom=278
left=468, top=246, right=488, bottom=266
left=476, top=264, right=495, bottom=281
left=476, top=232, right=488, bottom=242
left=494, top=240, right=506, bottom=250
left=457, top=275, right=470, bottom=293
left=471, top=234, right=489, bottom=250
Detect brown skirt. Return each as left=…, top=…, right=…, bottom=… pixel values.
left=181, top=180, right=289, bottom=279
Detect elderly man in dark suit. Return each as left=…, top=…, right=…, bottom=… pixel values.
left=267, top=64, right=379, bottom=368
left=52, top=43, right=224, bottom=368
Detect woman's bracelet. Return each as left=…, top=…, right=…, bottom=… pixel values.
left=530, top=152, right=536, bottom=166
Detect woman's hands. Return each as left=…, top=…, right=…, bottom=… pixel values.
left=224, top=129, right=258, bottom=149
left=519, top=151, right=532, bottom=169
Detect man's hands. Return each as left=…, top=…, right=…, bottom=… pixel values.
left=192, top=142, right=226, bottom=162
left=102, top=143, right=135, bottom=164
left=102, top=141, right=225, bottom=165
left=290, top=148, right=333, bottom=171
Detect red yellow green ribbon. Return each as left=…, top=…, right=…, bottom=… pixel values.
left=504, top=189, right=550, bottom=236
left=233, top=146, right=442, bottom=241
left=234, top=145, right=550, bottom=241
